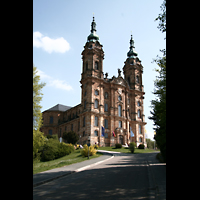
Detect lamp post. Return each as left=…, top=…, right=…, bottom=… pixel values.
left=87, top=137, right=90, bottom=159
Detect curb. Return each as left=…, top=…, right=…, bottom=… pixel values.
left=33, top=153, right=114, bottom=188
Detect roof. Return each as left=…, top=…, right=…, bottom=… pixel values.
left=44, top=104, right=72, bottom=112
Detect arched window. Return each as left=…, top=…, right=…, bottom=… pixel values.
left=94, top=99, right=99, bottom=108
left=136, top=75, right=139, bottom=83
left=95, top=61, right=98, bottom=70
left=139, top=137, right=142, bottom=142
left=83, top=117, right=85, bottom=127
left=86, top=61, right=88, bottom=70
left=105, top=92, right=108, bottom=99
left=138, top=109, right=141, bottom=118
left=139, top=125, right=142, bottom=134
left=94, top=130, right=98, bottom=136
left=104, top=119, right=108, bottom=129
left=118, top=105, right=122, bottom=117
left=137, top=101, right=141, bottom=106
left=94, top=116, right=98, bottom=126
left=95, top=90, right=99, bottom=96
left=104, top=103, right=108, bottom=112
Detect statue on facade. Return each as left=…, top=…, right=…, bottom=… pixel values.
left=118, top=68, right=121, bottom=77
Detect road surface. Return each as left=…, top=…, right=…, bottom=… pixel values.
left=33, top=152, right=166, bottom=200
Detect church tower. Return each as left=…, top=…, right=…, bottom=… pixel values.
left=80, top=17, right=105, bottom=145
left=123, top=35, right=146, bottom=147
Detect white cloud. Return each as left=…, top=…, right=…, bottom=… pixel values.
left=33, top=31, right=70, bottom=53
left=36, top=69, right=73, bottom=91
left=49, top=79, right=73, bottom=91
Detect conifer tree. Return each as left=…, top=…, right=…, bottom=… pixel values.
left=33, top=64, right=46, bottom=162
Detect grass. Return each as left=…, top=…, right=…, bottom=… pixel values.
left=33, top=149, right=103, bottom=175
left=98, top=146, right=159, bottom=154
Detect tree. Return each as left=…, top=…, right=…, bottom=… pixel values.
left=155, top=0, right=166, bottom=34
left=149, top=0, right=166, bottom=162
left=62, top=131, right=79, bottom=145
left=33, top=64, right=46, bottom=162
left=149, top=51, right=166, bottom=162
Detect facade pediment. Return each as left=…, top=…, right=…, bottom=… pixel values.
left=110, top=76, right=129, bottom=88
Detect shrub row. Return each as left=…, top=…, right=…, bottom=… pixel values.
left=39, top=138, right=74, bottom=161
left=115, top=143, right=122, bottom=148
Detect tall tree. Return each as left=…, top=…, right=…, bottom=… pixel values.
left=149, top=0, right=166, bottom=162
left=33, top=64, right=46, bottom=161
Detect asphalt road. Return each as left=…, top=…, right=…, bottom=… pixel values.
left=33, top=152, right=166, bottom=200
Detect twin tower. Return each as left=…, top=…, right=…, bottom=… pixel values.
left=80, top=17, right=146, bottom=147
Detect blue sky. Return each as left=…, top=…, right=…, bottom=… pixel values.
left=33, top=0, right=165, bottom=141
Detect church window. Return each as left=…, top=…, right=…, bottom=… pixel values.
left=119, top=121, right=122, bottom=128
left=83, top=131, right=85, bottom=137
left=137, top=101, right=141, bottom=106
left=84, top=90, right=87, bottom=96
left=94, top=130, right=98, bottom=136
left=139, top=125, right=142, bottom=134
left=49, top=116, right=53, bottom=124
left=104, top=103, right=108, bottom=112
left=118, top=95, right=122, bottom=101
left=105, top=132, right=108, bottom=138
left=105, top=92, right=108, bottom=99
left=138, top=109, right=141, bottom=118
left=139, top=137, right=142, bottom=142
left=95, top=61, right=98, bottom=70
left=94, top=99, right=99, bottom=108
left=49, top=129, right=52, bottom=135
left=128, top=77, right=131, bottom=86
left=118, top=105, right=122, bottom=117
left=95, top=90, right=99, bottom=96
left=136, top=75, right=139, bottom=83
left=95, top=116, right=98, bottom=126
left=104, top=119, right=108, bottom=129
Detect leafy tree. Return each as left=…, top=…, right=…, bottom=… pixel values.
left=33, top=64, right=46, bottom=162
left=149, top=0, right=166, bottom=162
left=149, top=51, right=166, bottom=162
left=62, top=131, right=79, bottom=145
left=155, top=0, right=166, bottom=34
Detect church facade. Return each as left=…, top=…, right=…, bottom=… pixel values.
left=41, top=17, right=147, bottom=147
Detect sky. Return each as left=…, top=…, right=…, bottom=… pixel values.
left=33, top=0, right=165, bottom=141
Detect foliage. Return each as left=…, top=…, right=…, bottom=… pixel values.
left=115, top=143, right=122, bottom=148
left=129, top=142, right=136, bottom=153
left=94, top=144, right=99, bottom=149
left=33, top=64, right=46, bottom=163
left=149, top=50, right=166, bottom=162
left=81, top=144, right=97, bottom=157
left=39, top=137, right=75, bottom=162
left=146, top=138, right=154, bottom=149
left=155, top=0, right=166, bottom=34
left=138, top=144, right=145, bottom=149
left=62, top=131, right=79, bottom=145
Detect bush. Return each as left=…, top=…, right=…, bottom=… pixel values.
left=129, top=142, right=136, bottom=153
left=62, top=131, right=79, bottom=145
left=39, top=138, right=75, bottom=161
left=115, top=143, right=122, bottom=148
left=81, top=144, right=97, bottom=157
left=138, top=144, right=145, bottom=149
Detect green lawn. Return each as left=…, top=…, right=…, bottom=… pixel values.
left=33, top=149, right=103, bottom=175
left=98, top=146, right=159, bottom=154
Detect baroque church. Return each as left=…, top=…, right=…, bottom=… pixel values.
left=41, top=17, right=147, bottom=147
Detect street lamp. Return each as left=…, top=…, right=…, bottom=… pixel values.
left=87, top=137, right=90, bottom=159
